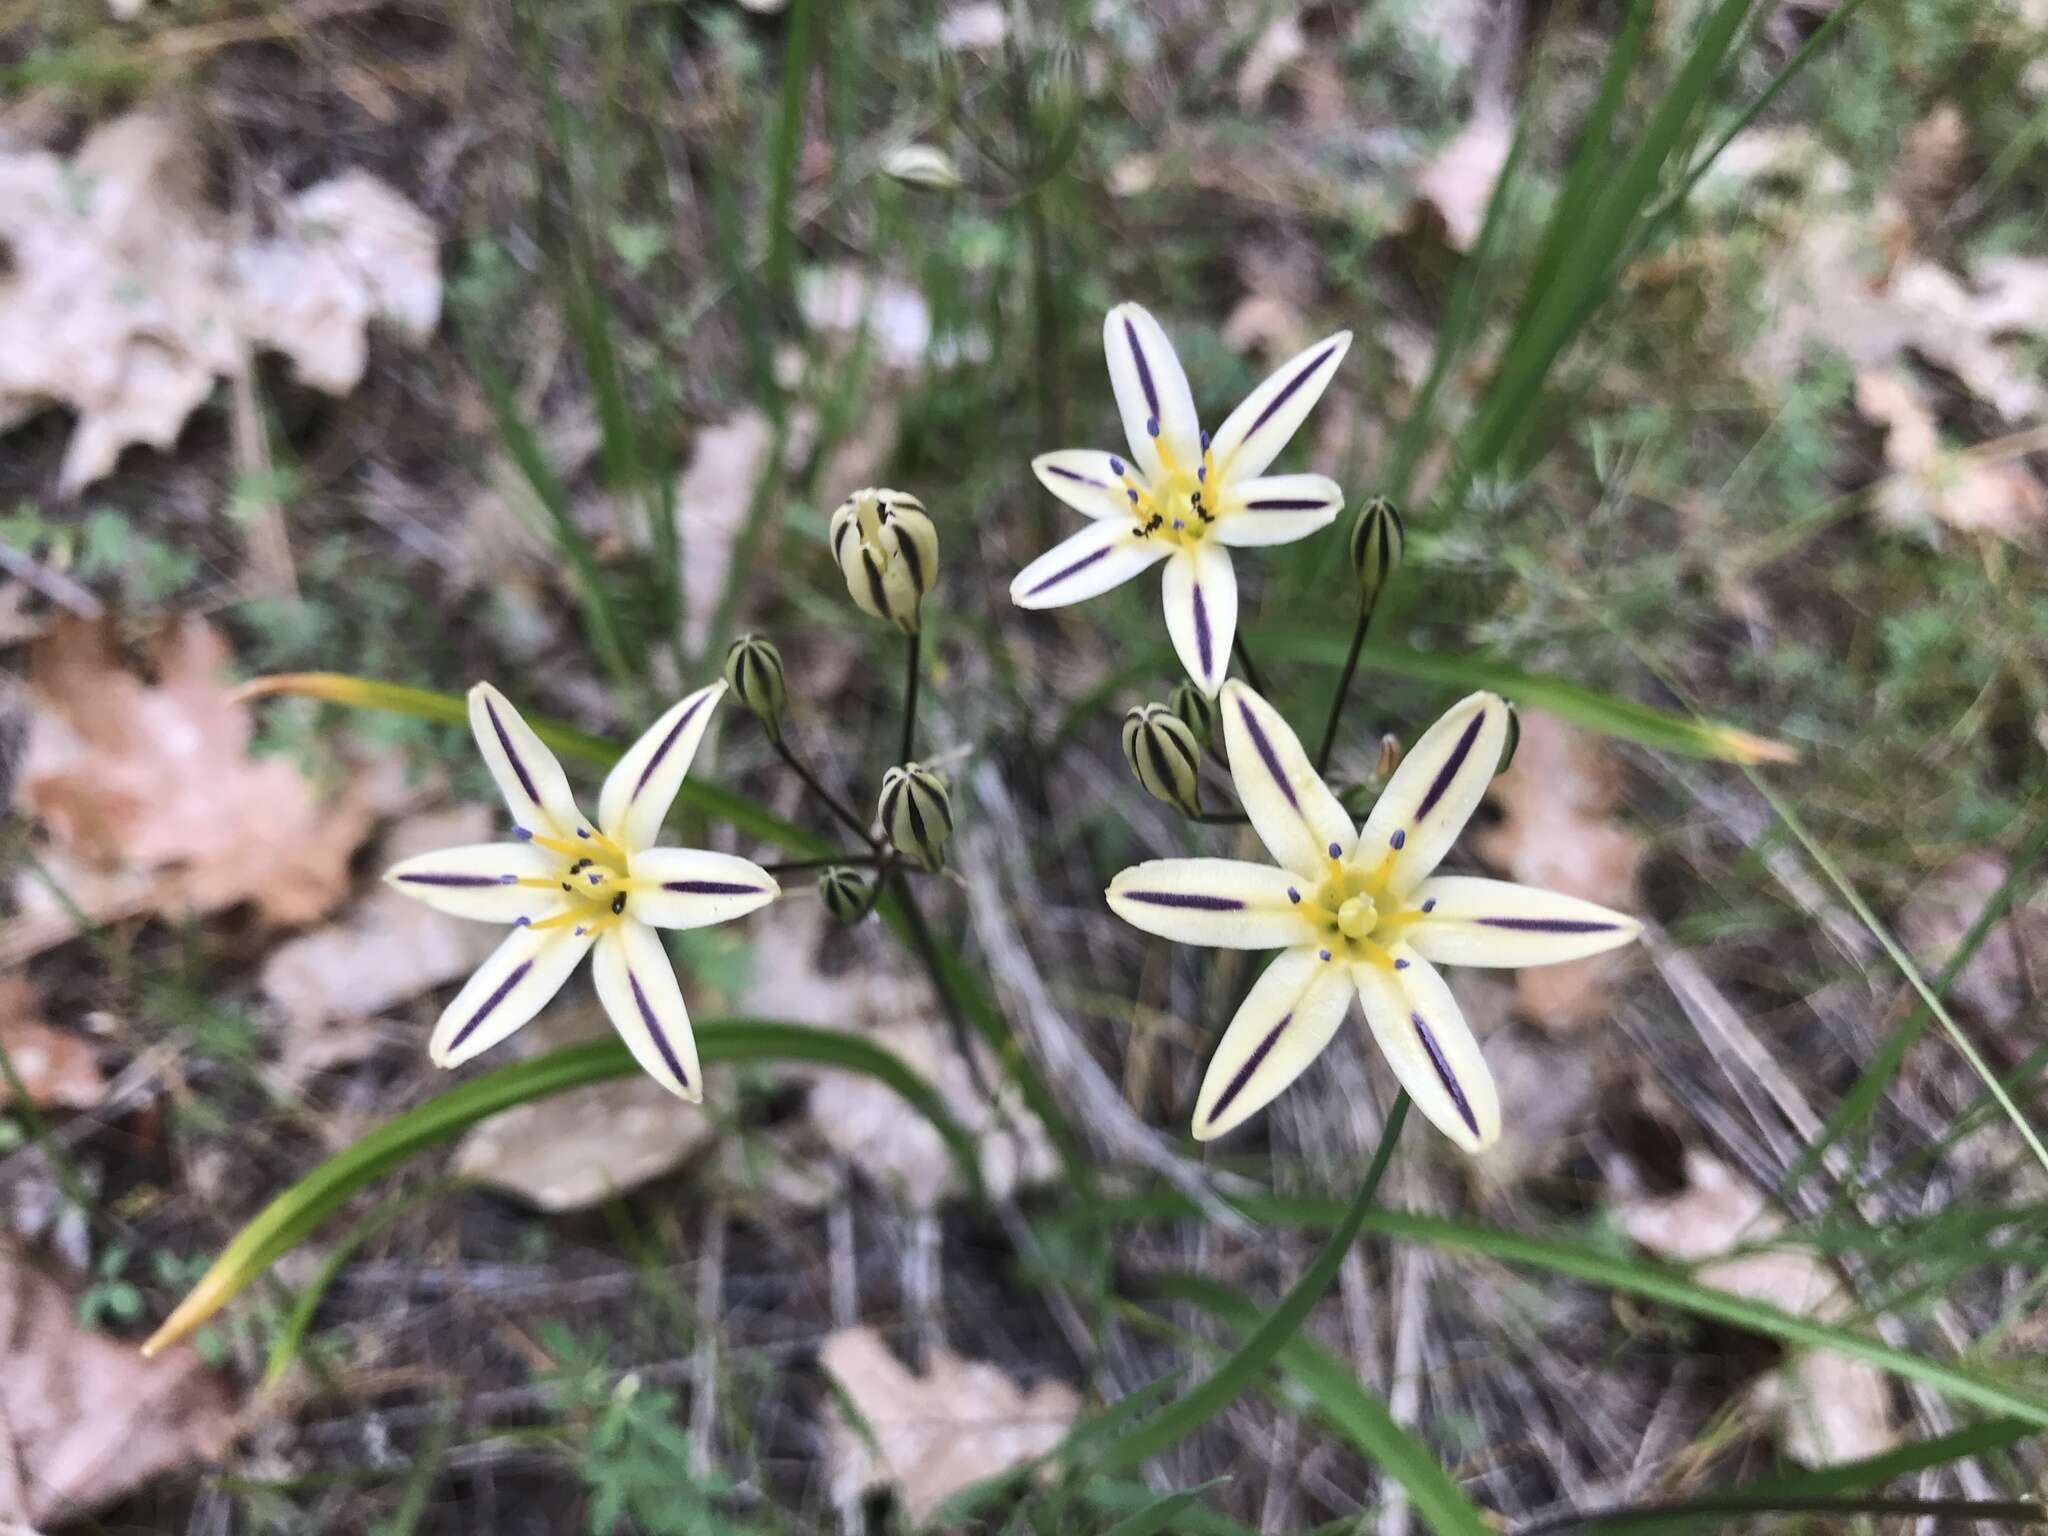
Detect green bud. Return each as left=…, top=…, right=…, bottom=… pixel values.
left=1167, top=678, right=1220, bottom=753
left=817, top=866, right=873, bottom=923
left=878, top=762, right=953, bottom=871
left=830, top=488, right=938, bottom=633
left=723, top=634, right=786, bottom=737
left=1121, top=704, right=1202, bottom=816
left=1348, top=496, right=1405, bottom=606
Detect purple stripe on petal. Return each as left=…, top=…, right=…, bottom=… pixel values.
left=486, top=698, right=540, bottom=807
left=1123, top=315, right=1161, bottom=421
left=1415, top=709, right=1486, bottom=821
left=1411, top=1011, right=1479, bottom=1137
left=1476, top=916, right=1619, bottom=933
left=663, top=879, right=765, bottom=896
left=1209, top=1012, right=1292, bottom=1124
left=1193, top=581, right=1212, bottom=677
left=1122, top=890, right=1242, bottom=911
left=1245, top=342, right=1338, bottom=441
left=1244, top=499, right=1330, bottom=512
left=400, top=872, right=510, bottom=888
left=1045, top=465, right=1103, bottom=487
left=635, top=691, right=714, bottom=797
left=1024, top=541, right=1112, bottom=597
left=449, top=959, right=533, bottom=1051
left=1236, top=698, right=1301, bottom=813
left=629, top=970, right=690, bottom=1090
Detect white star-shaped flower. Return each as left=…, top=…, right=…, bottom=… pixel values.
left=1108, top=683, right=1642, bottom=1150
left=1011, top=303, right=1351, bottom=694
left=384, top=681, right=778, bottom=1100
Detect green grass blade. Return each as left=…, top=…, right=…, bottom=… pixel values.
left=1091, top=1094, right=1409, bottom=1473
left=763, top=0, right=817, bottom=306
left=1155, top=1273, right=1493, bottom=1536
left=1097, top=1480, right=1233, bottom=1536
left=145, top=1022, right=977, bottom=1356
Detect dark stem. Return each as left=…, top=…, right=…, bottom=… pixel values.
left=1230, top=631, right=1267, bottom=695
left=1515, top=1494, right=2045, bottom=1536
left=891, top=872, right=996, bottom=1102
left=900, top=628, right=922, bottom=766
left=771, top=736, right=875, bottom=848
left=1191, top=811, right=1250, bottom=826
left=762, top=853, right=884, bottom=875
left=1314, top=598, right=1375, bottom=773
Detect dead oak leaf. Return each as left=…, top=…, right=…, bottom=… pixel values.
left=820, top=1327, right=1078, bottom=1524
left=1854, top=368, right=2047, bottom=540
left=19, top=615, right=377, bottom=928
left=0, top=977, right=104, bottom=1112
left=1622, top=1153, right=1895, bottom=1466
left=1471, top=710, right=1643, bottom=1030
left=0, top=1245, right=236, bottom=1529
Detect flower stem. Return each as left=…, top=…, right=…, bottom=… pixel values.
left=762, top=853, right=884, bottom=875
left=1231, top=632, right=1267, bottom=695
left=1190, top=810, right=1250, bottom=826
left=890, top=871, right=995, bottom=1101
left=1314, top=597, right=1375, bottom=774
left=772, top=736, right=874, bottom=848
left=899, top=628, right=922, bottom=766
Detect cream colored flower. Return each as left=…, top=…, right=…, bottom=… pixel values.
left=1012, top=303, right=1350, bottom=694
left=1107, top=683, right=1641, bottom=1150
left=831, top=487, right=938, bottom=633
left=384, top=681, right=778, bottom=1100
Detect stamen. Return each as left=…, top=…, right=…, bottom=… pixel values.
left=1146, top=416, right=1159, bottom=438
left=526, top=909, right=585, bottom=932
left=512, top=826, right=532, bottom=842
left=1328, top=842, right=1342, bottom=859
left=1391, top=829, right=1406, bottom=850
left=1287, top=888, right=1300, bottom=904
left=1422, top=899, right=1437, bottom=913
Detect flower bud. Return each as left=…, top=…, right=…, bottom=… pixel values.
left=1122, top=704, right=1202, bottom=816
left=723, top=634, right=786, bottom=738
left=1167, top=678, right=1220, bottom=754
left=882, top=143, right=964, bottom=190
left=1498, top=702, right=1522, bottom=776
left=878, top=762, right=952, bottom=871
left=1348, top=496, right=1405, bottom=606
left=1373, top=731, right=1403, bottom=784
left=818, top=866, right=873, bottom=923
left=830, top=488, right=938, bottom=633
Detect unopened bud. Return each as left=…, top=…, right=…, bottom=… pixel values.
left=818, top=866, right=873, bottom=923
left=1373, top=732, right=1403, bottom=785
left=1167, top=679, right=1220, bottom=754
left=882, top=143, right=964, bottom=190
left=723, top=634, right=786, bottom=737
left=830, top=488, right=938, bottom=633
left=878, top=762, right=953, bottom=871
left=1348, top=496, right=1404, bottom=606
left=1122, top=704, right=1202, bottom=816
left=1498, top=702, right=1522, bottom=776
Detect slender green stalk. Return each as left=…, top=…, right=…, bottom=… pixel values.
left=772, top=735, right=873, bottom=847
left=900, top=628, right=922, bottom=767
left=1230, top=632, right=1267, bottom=695
left=762, top=853, right=884, bottom=875
left=1191, top=811, right=1251, bottom=826
left=763, top=0, right=817, bottom=307
left=891, top=871, right=994, bottom=1101
left=1314, top=599, right=1374, bottom=773
left=1094, top=1093, right=1410, bottom=1472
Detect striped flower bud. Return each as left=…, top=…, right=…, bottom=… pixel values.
left=1122, top=703, right=1202, bottom=816
left=818, top=866, right=873, bottom=923
left=1348, top=496, right=1405, bottom=606
left=723, top=634, right=786, bottom=738
left=830, top=488, right=938, bottom=634
left=878, top=763, right=953, bottom=871
left=1167, top=678, right=1220, bottom=754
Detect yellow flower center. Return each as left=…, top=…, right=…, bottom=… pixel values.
left=1118, top=435, right=1220, bottom=552
left=1298, top=848, right=1425, bottom=968
left=513, top=828, right=641, bottom=940
left=1337, top=894, right=1378, bottom=940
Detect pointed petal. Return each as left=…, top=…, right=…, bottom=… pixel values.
left=1104, top=302, right=1201, bottom=483
left=1359, top=691, right=1510, bottom=895
left=1010, top=519, right=1168, bottom=609
left=592, top=919, right=703, bottom=1101
left=1107, top=858, right=1322, bottom=949
left=1216, top=473, right=1345, bottom=548
left=626, top=847, right=780, bottom=930
left=1220, top=679, right=1355, bottom=877
left=1032, top=449, right=1147, bottom=521
left=599, top=682, right=725, bottom=850
left=1354, top=946, right=1500, bottom=1153
left=1208, top=331, right=1351, bottom=483
left=1192, top=946, right=1353, bottom=1140
left=384, top=842, right=561, bottom=923
left=1404, top=876, right=1642, bottom=968
left=1161, top=542, right=1236, bottom=696
left=468, top=682, right=585, bottom=836
left=428, top=924, right=594, bottom=1070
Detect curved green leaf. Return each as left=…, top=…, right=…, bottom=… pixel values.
left=146, top=1021, right=977, bottom=1356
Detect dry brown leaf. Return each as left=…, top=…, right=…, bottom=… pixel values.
left=1472, top=711, right=1643, bottom=1029
left=0, top=977, right=104, bottom=1112
left=675, top=410, right=776, bottom=653
left=820, top=1326, right=1078, bottom=1523
left=1898, top=852, right=2048, bottom=1031
left=1411, top=109, right=1512, bottom=253
left=1622, top=1153, right=1896, bottom=1465
left=1889, top=104, right=1968, bottom=253
left=0, top=112, right=439, bottom=493
left=19, top=615, right=378, bottom=928
left=1854, top=368, right=2047, bottom=539
left=261, top=805, right=501, bottom=1082
left=0, top=1245, right=236, bottom=1528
